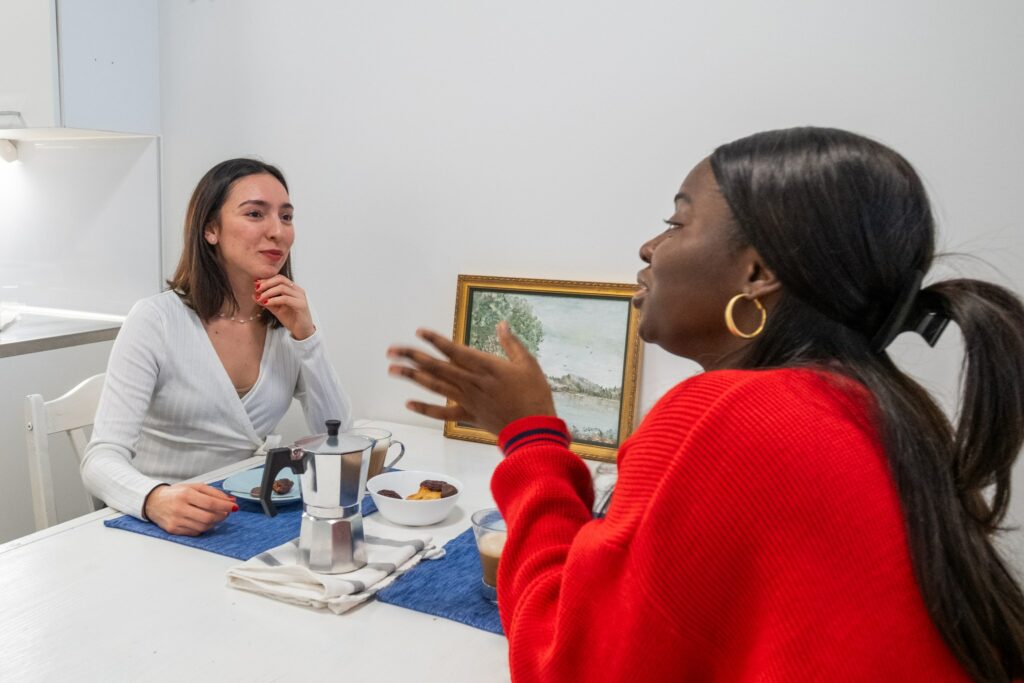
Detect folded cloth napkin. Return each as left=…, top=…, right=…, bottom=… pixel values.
left=226, top=516, right=445, bottom=614
left=376, top=527, right=504, bottom=635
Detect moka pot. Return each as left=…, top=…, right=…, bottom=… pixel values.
left=259, top=419, right=374, bottom=573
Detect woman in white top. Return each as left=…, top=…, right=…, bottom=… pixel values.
left=82, top=159, right=351, bottom=535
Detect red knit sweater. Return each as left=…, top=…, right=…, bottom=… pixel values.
left=491, top=368, right=969, bottom=682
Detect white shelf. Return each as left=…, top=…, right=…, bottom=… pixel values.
left=0, top=127, right=155, bottom=141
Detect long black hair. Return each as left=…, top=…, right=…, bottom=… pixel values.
left=710, top=127, right=1024, bottom=682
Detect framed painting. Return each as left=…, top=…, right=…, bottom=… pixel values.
left=444, top=275, right=642, bottom=462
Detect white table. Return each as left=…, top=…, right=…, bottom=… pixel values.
left=0, top=421, right=512, bottom=682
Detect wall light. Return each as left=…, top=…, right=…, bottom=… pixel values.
left=0, top=139, right=17, bottom=163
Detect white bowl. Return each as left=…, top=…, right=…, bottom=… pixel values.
left=367, top=470, right=463, bottom=527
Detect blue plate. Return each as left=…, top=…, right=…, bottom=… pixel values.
left=222, top=465, right=301, bottom=504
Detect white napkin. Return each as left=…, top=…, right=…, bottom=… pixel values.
left=226, top=516, right=445, bottom=614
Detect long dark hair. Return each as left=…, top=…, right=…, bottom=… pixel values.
left=167, top=158, right=292, bottom=327
left=710, top=127, right=1024, bottom=681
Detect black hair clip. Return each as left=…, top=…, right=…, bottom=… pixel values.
left=870, top=271, right=951, bottom=352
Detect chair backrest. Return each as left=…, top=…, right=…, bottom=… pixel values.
left=25, top=373, right=106, bottom=530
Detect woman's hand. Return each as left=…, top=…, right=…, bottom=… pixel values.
left=144, top=483, right=238, bottom=536
left=254, top=275, right=316, bottom=340
left=387, top=322, right=557, bottom=436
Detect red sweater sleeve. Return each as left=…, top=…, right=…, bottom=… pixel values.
left=491, top=369, right=969, bottom=683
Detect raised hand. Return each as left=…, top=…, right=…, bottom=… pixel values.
left=387, top=321, right=557, bottom=436
left=144, top=482, right=238, bottom=536
left=254, top=275, right=315, bottom=340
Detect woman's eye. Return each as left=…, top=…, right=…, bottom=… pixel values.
left=246, top=210, right=263, bottom=218
left=662, top=218, right=683, bottom=230
left=281, top=214, right=293, bottom=223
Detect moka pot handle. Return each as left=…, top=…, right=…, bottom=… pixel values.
left=259, top=447, right=305, bottom=518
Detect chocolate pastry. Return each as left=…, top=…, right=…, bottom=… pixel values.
left=250, top=479, right=293, bottom=497
left=406, top=479, right=459, bottom=500
left=406, top=487, right=441, bottom=500
left=377, top=489, right=402, bottom=499
left=421, top=479, right=459, bottom=498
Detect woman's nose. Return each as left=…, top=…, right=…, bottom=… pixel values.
left=266, top=217, right=284, bottom=238
left=639, top=233, right=661, bottom=263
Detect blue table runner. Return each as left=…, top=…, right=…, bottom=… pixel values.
left=376, top=527, right=504, bottom=636
left=104, top=479, right=378, bottom=561
left=104, top=472, right=502, bottom=637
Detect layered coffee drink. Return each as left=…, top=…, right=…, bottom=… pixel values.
left=471, top=508, right=507, bottom=603
left=478, top=531, right=507, bottom=588
left=347, top=427, right=405, bottom=480
left=367, top=439, right=391, bottom=480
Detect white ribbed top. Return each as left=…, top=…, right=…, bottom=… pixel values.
left=81, top=290, right=352, bottom=519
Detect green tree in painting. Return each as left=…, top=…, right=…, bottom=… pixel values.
left=469, top=293, right=544, bottom=357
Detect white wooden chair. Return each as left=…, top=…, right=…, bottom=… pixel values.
left=25, top=373, right=106, bottom=530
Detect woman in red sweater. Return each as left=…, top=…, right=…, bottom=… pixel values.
left=388, top=127, right=1024, bottom=682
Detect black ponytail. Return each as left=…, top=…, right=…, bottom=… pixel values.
left=710, top=127, right=1024, bottom=682
left=931, top=279, right=1024, bottom=528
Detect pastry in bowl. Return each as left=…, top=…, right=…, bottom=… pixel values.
left=406, top=479, right=459, bottom=500
left=368, top=470, right=463, bottom=526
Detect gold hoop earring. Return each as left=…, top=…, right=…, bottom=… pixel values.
left=724, top=293, right=766, bottom=339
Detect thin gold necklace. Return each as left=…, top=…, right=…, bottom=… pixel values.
left=217, top=311, right=262, bottom=324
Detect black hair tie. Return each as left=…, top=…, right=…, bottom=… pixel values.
left=870, top=270, right=951, bottom=352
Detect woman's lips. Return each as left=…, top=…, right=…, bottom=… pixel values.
left=260, top=250, right=284, bottom=261
left=632, top=275, right=648, bottom=307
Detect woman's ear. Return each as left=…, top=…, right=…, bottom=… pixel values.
left=204, top=223, right=218, bottom=245
left=744, top=250, right=782, bottom=300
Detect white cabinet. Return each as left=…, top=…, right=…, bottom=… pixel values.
left=0, top=0, right=159, bottom=136
left=0, top=0, right=59, bottom=129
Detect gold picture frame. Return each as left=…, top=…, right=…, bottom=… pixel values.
left=444, top=275, right=642, bottom=462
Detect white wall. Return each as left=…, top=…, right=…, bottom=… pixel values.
left=0, top=137, right=162, bottom=314
left=157, top=1, right=1024, bottom=564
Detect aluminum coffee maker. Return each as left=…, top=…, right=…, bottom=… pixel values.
left=259, top=419, right=374, bottom=574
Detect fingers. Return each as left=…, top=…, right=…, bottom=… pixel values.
left=497, top=320, right=531, bottom=362
left=177, top=485, right=238, bottom=532
left=255, top=277, right=307, bottom=309
left=254, top=275, right=299, bottom=291
left=172, top=502, right=230, bottom=535
left=254, top=282, right=316, bottom=339
left=156, top=485, right=237, bottom=535
left=258, top=292, right=305, bottom=312
left=256, top=280, right=305, bottom=300
left=185, top=483, right=238, bottom=514
left=163, top=518, right=210, bottom=537
left=192, top=483, right=235, bottom=500
left=185, top=493, right=236, bottom=526
left=404, top=399, right=471, bottom=422
left=388, top=363, right=465, bottom=401
left=256, top=288, right=304, bottom=309
left=415, top=328, right=505, bottom=373
left=387, top=346, right=481, bottom=389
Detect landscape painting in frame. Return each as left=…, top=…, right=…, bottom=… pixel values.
left=444, top=275, right=642, bottom=462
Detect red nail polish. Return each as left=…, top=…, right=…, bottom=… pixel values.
left=232, top=504, right=239, bottom=512
left=261, top=298, right=269, bottom=305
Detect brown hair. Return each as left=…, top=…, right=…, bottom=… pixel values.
left=166, top=158, right=292, bottom=326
